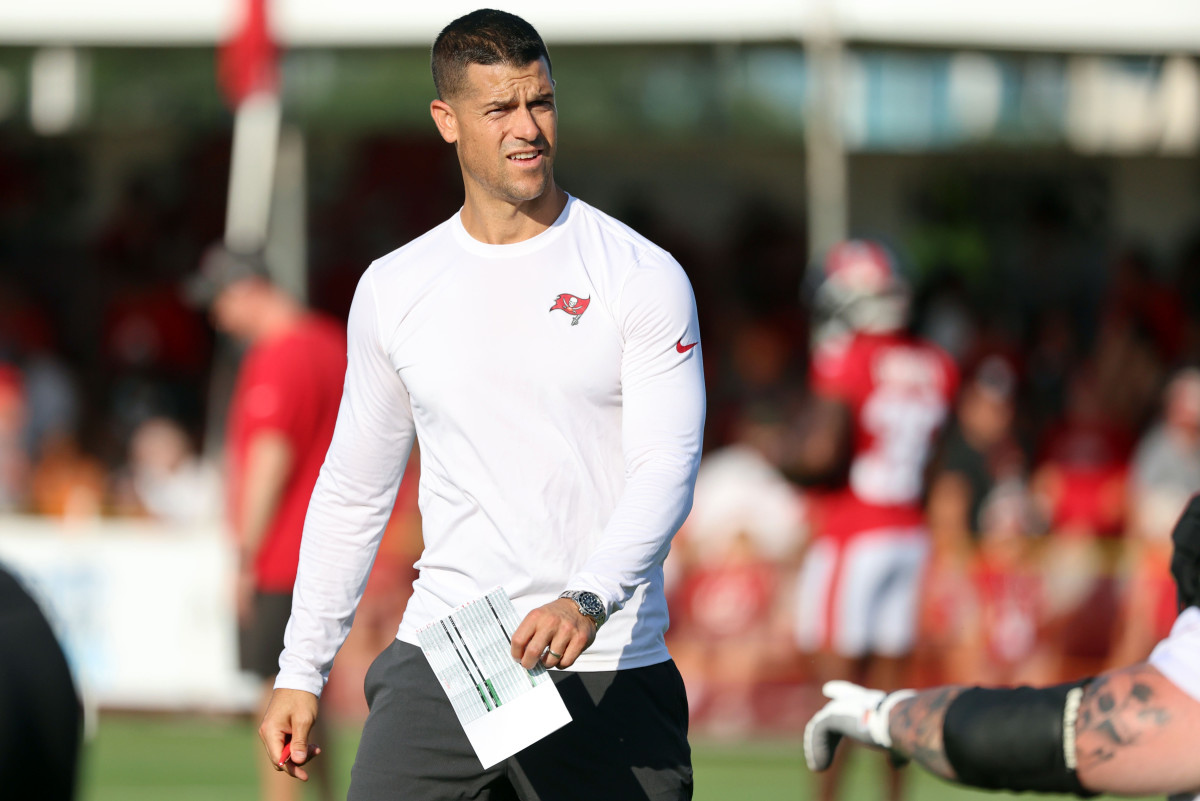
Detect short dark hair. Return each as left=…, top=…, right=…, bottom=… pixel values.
left=431, top=9, right=551, bottom=100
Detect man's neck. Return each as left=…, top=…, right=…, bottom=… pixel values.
left=459, top=183, right=568, bottom=245
left=251, top=296, right=305, bottom=343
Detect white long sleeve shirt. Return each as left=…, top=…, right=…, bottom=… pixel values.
left=277, top=195, right=705, bottom=695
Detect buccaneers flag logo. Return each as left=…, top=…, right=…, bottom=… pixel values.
left=550, top=293, right=590, bottom=325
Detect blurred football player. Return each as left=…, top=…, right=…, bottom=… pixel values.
left=804, top=492, right=1200, bottom=801
left=790, top=240, right=959, bottom=801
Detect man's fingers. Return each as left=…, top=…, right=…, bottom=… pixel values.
left=286, top=710, right=318, bottom=763
left=541, top=633, right=575, bottom=667
left=521, top=629, right=554, bottom=669
left=510, top=614, right=537, bottom=661
left=281, top=744, right=321, bottom=780
left=804, top=713, right=841, bottom=772
left=551, top=628, right=591, bottom=668
left=514, top=606, right=564, bottom=669
left=513, top=601, right=598, bottom=670
left=289, top=735, right=311, bottom=764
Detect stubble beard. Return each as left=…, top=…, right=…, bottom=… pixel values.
left=494, top=155, right=553, bottom=204
left=459, top=145, right=554, bottom=206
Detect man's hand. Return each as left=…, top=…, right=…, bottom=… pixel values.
left=259, top=688, right=322, bottom=781
left=804, top=681, right=914, bottom=772
left=511, top=598, right=597, bottom=669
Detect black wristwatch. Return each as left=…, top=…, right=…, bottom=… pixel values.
left=559, top=590, right=607, bottom=629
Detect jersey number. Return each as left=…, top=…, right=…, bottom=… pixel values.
left=851, top=390, right=946, bottom=505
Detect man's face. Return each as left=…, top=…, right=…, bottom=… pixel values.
left=433, top=58, right=557, bottom=206
left=210, top=279, right=260, bottom=341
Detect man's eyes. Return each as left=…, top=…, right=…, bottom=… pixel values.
left=486, top=100, right=554, bottom=114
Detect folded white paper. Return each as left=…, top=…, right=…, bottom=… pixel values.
left=416, top=588, right=572, bottom=768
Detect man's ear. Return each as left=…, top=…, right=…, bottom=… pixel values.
left=430, top=99, right=458, bottom=144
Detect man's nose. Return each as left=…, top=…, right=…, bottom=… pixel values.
left=511, top=104, right=541, bottom=141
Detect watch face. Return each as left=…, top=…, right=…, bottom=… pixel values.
left=564, top=591, right=605, bottom=623
left=577, top=592, right=603, bottom=619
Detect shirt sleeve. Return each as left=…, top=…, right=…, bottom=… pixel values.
left=275, top=268, right=416, bottom=695
left=564, top=252, right=705, bottom=616
left=1149, top=605, right=1200, bottom=703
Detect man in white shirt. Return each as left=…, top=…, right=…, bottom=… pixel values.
left=804, top=493, right=1200, bottom=800
left=258, top=10, right=705, bottom=801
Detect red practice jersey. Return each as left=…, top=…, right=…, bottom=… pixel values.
left=809, top=331, right=959, bottom=541
left=227, top=314, right=348, bottom=592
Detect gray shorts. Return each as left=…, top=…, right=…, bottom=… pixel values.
left=348, top=640, right=693, bottom=801
left=239, top=591, right=292, bottom=678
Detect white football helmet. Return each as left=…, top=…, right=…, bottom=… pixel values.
left=809, top=239, right=910, bottom=344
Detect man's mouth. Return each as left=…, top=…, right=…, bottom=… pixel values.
left=507, top=150, right=542, bottom=163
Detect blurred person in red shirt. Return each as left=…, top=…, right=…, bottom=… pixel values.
left=1032, top=365, right=1132, bottom=678
left=1033, top=366, right=1132, bottom=540
left=189, top=244, right=344, bottom=801
left=789, top=240, right=959, bottom=801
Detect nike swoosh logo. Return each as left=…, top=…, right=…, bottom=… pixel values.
left=676, top=339, right=698, bottom=354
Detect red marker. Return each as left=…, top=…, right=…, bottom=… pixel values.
left=277, top=741, right=292, bottom=768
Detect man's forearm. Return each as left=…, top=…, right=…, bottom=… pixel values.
left=888, top=687, right=966, bottom=781
left=238, top=431, right=293, bottom=557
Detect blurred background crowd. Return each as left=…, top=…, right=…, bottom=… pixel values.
left=2, top=1, right=1200, bottom=742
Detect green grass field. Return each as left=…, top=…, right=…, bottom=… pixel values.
left=79, top=714, right=1153, bottom=801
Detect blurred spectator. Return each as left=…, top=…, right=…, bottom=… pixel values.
left=669, top=403, right=806, bottom=734
left=1098, top=247, right=1185, bottom=363
left=188, top=243, right=343, bottom=801
left=1127, top=368, right=1200, bottom=542
left=0, top=364, right=29, bottom=512
left=110, top=416, right=221, bottom=525
left=1032, top=365, right=1131, bottom=541
left=918, top=356, right=1026, bottom=684
left=947, top=479, right=1055, bottom=687
left=677, top=403, right=806, bottom=570
left=1110, top=368, right=1200, bottom=666
left=1031, top=365, right=1131, bottom=678
left=28, top=430, right=106, bottom=520
left=102, top=283, right=211, bottom=377
left=19, top=354, right=81, bottom=463
left=926, top=356, right=1024, bottom=563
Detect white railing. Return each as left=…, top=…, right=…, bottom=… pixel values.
left=0, top=515, right=259, bottom=713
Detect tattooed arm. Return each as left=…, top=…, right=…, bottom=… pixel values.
left=1074, top=662, right=1200, bottom=797
left=885, top=687, right=967, bottom=782
left=877, top=664, right=1200, bottom=797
